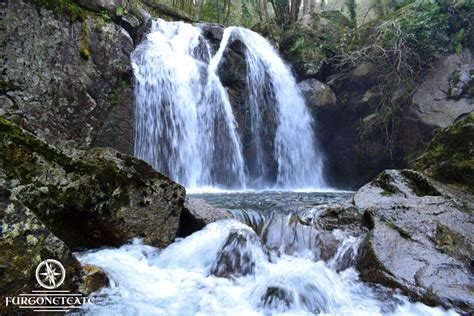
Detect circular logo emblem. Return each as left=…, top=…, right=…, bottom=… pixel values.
left=35, top=259, right=66, bottom=289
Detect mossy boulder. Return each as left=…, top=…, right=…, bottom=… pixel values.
left=0, top=117, right=185, bottom=249
left=0, top=189, right=83, bottom=312
left=0, top=178, right=111, bottom=313
left=415, top=114, right=474, bottom=193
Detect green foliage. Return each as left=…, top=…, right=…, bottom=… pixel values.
left=107, top=79, right=128, bottom=106
left=280, top=11, right=351, bottom=65
left=79, top=20, right=91, bottom=60
left=454, top=28, right=465, bottom=54
left=344, top=0, right=357, bottom=27
left=34, top=0, right=87, bottom=21
left=116, top=5, right=125, bottom=16
left=333, top=2, right=465, bottom=156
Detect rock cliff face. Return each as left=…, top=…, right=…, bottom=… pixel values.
left=1, top=0, right=135, bottom=154
left=305, top=49, right=473, bottom=189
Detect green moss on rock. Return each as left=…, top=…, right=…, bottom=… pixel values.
left=0, top=116, right=185, bottom=250
left=415, top=114, right=474, bottom=193
left=34, top=0, right=88, bottom=21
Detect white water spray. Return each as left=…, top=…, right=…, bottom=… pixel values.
left=78, top=219, right=456, bottom=315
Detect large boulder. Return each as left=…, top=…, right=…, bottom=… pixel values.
left=0, top=189, right=82, bottom=310
left=0, top=117, right=185, bottom=249
left=415, top=113, right=474, bottom=193
left=177, top=198, right=233, bottom=237
left=75, top=0, right=127, bottom=13
left=0, top=180, right=108, bottom=313
left=355, top=169, right=473, bottom=312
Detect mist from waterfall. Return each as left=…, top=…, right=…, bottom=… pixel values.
left=132, top=19, right=325, bottom=190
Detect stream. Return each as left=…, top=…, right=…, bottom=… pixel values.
left=77, top=191, right=456, bottom=315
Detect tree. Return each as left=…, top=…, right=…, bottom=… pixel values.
left=270, top=0, right=301, bottom=25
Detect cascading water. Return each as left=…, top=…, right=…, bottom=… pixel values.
left=77, top=192, right=456, bottom=315
left=132, top=20, right=246, bottom=188
left=132, top=19, right=325, bottom=190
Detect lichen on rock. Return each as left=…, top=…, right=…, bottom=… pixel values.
left=0, top=116, right=185, bottom=249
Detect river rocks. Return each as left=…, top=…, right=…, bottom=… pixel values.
left=355, top=169, right=474, bottom=312
left=415, top=113, right=474, bottom=193
left=177, top=198, right=233, bottom=237
left=0, top=117, right=185, bottom=249
left=1, top=0, right=134, bottom=154
left=211, top=228, right=265, bottom=278
left=79, top=265, right=110, bottom=295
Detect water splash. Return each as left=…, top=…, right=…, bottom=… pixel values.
left=132, top=20, right=325, bottom=190
left=78, top=219, right=456, bottom=315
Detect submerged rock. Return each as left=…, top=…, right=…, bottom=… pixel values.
left=355, top=169, right=474, bottom=312
left=0, top=117, right=185, bottom=249
left=211, top=228, right=266, bottom=278
left=261, top=286, right=294, bottom=311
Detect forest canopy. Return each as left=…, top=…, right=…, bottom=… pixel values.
left=147, top=0, right=471, bottom=27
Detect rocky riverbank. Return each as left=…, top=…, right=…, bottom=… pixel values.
left=1, top=0, right=472, bottom=314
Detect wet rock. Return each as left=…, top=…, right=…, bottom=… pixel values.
left=260, top=212, right=350, bottom=262
left=261, top=286, right=294, bottom=310
left=198, top=23, right=224, bottom=54
left=314, top=203, right=364, bottom=234
left=79, top=265, right=109, bottom=295
left=177, top=198, right=233, bottom=237
left=298, top=79, right=337, bottom=109
left=415, top=113, right=474, bottom=193
left=0, top=117, right=185, bottom=249
left=0, top=184, right=83, bottom=314
left=355, top=169, right=474, bottom=312
left=211, top=228, right=265, bottom=278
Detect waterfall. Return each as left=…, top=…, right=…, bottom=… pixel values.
left=132, top=19, right=325, bottom=190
